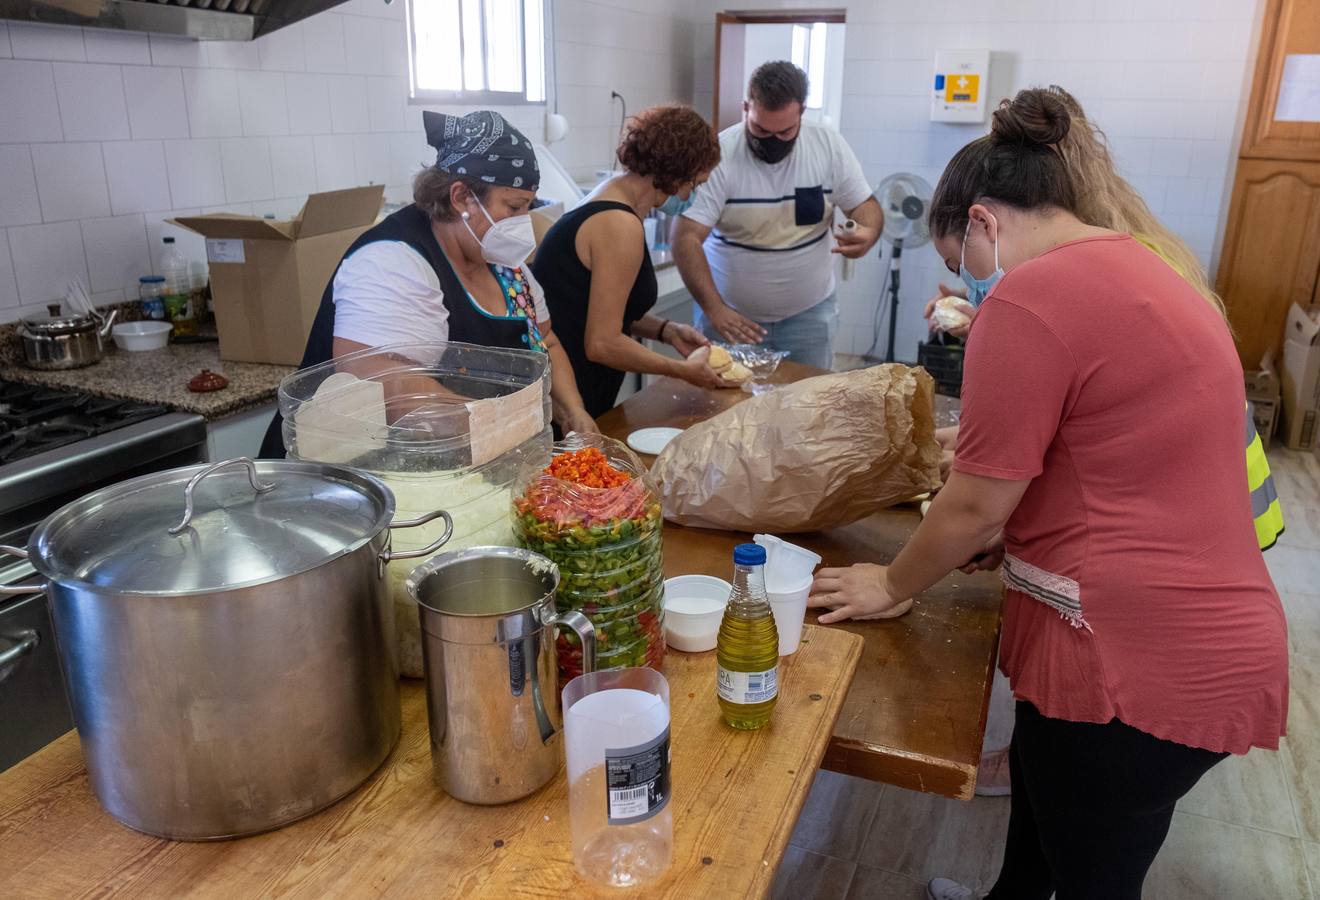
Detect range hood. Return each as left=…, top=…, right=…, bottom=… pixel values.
left=0, top=0, right=362, bottom=41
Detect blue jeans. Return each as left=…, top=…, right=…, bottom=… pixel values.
left=694, top=293, right=838, bottom=371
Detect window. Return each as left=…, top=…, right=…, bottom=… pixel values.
left=790, top=23, right=826, bottom=110
left=407, top=0, right=546, bottom=104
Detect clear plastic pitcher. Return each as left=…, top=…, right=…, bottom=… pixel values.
left=563, top=667, right=672, bottom=887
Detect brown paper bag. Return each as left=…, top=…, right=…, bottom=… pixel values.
left=651, top=365, right=942, bottom=533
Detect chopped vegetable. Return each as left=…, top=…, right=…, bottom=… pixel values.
left=513, top=440, right=666, bottom=680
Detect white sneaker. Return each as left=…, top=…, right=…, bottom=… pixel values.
left=926, top=877, right=979, bottom=900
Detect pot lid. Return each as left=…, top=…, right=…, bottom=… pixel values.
left=21, top=309, right=96, bottom=336
left=29, top=458, right=396, bottom=595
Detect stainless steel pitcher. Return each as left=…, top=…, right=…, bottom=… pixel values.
left=407, top=546, right=595, bottom=805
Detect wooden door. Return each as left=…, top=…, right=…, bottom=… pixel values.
left=1218, top=159, right=1320, bottom=365
left=1217, top=0, right=1320, bottom=365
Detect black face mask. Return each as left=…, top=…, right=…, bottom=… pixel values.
left=747, top=129, right=796, bottom=164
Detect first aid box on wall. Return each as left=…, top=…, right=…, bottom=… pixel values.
left=932, top=50, right=991, bottom=124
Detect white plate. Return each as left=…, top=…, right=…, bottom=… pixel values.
left=626, top=427, right=682, bottom=455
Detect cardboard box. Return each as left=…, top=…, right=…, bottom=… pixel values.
left=1245, top=351, right=1281, bottom=450
left=172, top=186, right=384, bottom=366
left=1279, top=303, right=1320, bottom=451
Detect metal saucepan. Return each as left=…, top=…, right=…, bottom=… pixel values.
left=0, top=457, right=453, bottom=840
left=18, top=305, right=118, bottom=370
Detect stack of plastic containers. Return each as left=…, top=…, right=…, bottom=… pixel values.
left=513, top=434, right=666, bottom=681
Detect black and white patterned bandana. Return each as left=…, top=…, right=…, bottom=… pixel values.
left=422, top=110, right=540, bottom=191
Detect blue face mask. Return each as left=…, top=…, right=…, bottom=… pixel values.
left=658, top=192, right=694, bottom=216
left=959, top=218, right=1005, bottom=307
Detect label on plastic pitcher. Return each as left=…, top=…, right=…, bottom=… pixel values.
left=717, top=666, right=779, bottom=705
left=604, top=726, right=671, bottom=825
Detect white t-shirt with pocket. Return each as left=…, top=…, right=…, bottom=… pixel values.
left=683, top=122, right=873, bottom=322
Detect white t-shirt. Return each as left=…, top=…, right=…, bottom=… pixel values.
left=683, top=122, right=873, bottom=322
left=331, top=241, right=549, bottom=347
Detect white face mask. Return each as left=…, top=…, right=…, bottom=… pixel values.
left=462, top=194, right=536, bottom=268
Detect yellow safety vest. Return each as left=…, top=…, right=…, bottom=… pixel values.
left=1246, top=401, right=1285, bottom=551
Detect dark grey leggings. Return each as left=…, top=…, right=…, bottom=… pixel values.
left=985, top=701, right=1227, bottom=900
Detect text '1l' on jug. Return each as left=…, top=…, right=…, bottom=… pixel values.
left=407, top=546, right=596, bottom=804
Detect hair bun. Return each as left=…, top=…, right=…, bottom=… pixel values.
left=992, top=88, right=1071, bottom=147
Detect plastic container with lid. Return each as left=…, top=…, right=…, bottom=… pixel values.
left=158, top=236, right=196, bottom=336
left=138, top=275, right=167, bottom=321
left=275, top=341, right=553, bottom=677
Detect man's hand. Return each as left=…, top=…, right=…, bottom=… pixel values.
left=705, top=303, right=767, bottom=345
left=807, top=564, right=913, bottom=623
left=832, top=222, right=880, bottom=259
left=561, top=407, right=600, bottom=436
left=665, top=322, right=709, bottom=357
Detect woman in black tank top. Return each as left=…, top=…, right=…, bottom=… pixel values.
left=531, top=105, right=734, bottom=419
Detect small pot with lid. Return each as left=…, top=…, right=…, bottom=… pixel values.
left=18, top=303, right=118, bottom=370
left=0, top=457, right=454, bottom=840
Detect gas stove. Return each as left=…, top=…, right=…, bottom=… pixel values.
left=0, top=382, right=174, bottom=465
left=0, top=378, right=209, bottom=772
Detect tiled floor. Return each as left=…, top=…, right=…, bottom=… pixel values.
left=773, top=447, right=1320, bottom=899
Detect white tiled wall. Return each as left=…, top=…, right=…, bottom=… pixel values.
left=0, top=0, right=698, bottom=324
left=684, top=0, right=1264, bottom=362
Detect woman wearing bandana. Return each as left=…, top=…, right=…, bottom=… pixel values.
left=258, top=110, right=594, bottom=457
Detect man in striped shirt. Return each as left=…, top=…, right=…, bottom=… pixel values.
left=674, top=61, right=882, bottom=370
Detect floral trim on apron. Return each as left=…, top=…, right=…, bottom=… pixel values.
left=491, top=264, right=547, bottom=352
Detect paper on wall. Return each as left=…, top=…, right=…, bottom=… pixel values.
left=1275, top=54, right=1320, bottom=123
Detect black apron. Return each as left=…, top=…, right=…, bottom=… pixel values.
left=258, top=204, right=530, bottom=458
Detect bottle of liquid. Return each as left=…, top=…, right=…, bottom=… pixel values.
left=158, top=236, right=196, bottom=337
left=716, top=543, right=779, bottom=730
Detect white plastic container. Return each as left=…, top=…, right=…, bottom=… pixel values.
left=111, top=320, right=172, bottom=351
left=767, top=576, right=813, bottom=656
left=662, top=575, right=730, bottom=652
left=754, top=533, right=822, bottom=591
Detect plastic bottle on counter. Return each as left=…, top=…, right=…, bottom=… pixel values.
left=138, top=276, right=167, bottom=321
left=159, top=237, right=197, bottom=337
left=716, top=543, right=779, bottom=730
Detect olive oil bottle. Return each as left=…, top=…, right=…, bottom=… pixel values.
left=716, top=543, right=779, bottom=730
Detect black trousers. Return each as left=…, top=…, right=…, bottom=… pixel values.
left=985, top=701, right=1227, bottom=900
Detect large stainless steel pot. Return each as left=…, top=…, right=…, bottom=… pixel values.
left=0, top=457, right=453, bottom=840
left=19, top=305, right=117, bottom=370
left=408, top=546, right=596, bottom=805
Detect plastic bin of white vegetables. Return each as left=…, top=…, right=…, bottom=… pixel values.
left=274, top=341, right=552, bottom=677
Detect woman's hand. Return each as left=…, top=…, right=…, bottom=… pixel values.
left=923, top=283, right=976, bottom=339
left=562, top=410, right=600, bottom=436
left=959, top=532, right=1004, bottom=574
left=665, top=322, right=709, bottom=358
left=678, top=346, right=738, bottom=390
left=808, top=564, right=914, bottom=623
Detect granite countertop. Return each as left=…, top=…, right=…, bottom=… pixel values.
left=0, top=341, right=293, bottom=421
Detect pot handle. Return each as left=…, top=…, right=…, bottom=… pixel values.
left=0, top=630, right=39, bottom=683
left=95, top=307, right=119, bottom=339
left=0, top=545, right=46, bottom=598
left=547, top=609, right=597, bottom=675
left=169, top=457, right=276, bottom=535
left=379, top=510, right=454, bottom=565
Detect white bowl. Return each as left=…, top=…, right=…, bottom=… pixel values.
left=663, top=575, right=730, bottom=653
left=112, top=321, right=172, bottom=351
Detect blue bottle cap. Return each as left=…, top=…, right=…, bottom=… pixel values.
left=733, top=543, right=766, bottom=566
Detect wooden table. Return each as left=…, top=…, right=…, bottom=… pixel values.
left=0, top=628, right=860, bottom=899
left=599, top=363, right=1002, bottom=800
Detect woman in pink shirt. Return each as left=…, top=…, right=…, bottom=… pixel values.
left=809, top=89, right=1289, bottom=900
